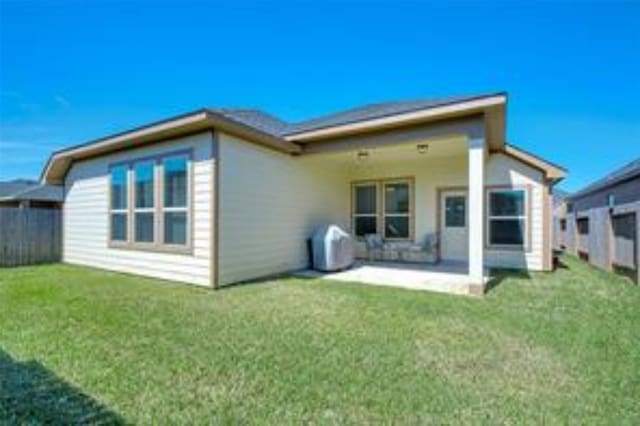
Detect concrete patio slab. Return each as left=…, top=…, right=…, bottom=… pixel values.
left=295, top=261, right=491, bottom=296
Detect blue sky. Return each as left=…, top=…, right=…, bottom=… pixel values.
left=1, top=1, right=638, bottom=191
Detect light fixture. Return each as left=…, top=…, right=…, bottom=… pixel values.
left=417, top=143, right=429, bottom=154
left=356, top=150, right=370, bottom=161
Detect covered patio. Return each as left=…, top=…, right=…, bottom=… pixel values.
left=296, top=114, right=492, bottom=295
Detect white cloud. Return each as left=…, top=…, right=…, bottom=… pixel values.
left=54, top=95, right=71, bottom=108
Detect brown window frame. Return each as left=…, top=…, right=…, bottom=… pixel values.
left=351, top=177, right=414, bottom=241
left=108, top=149, right=193, bottom=254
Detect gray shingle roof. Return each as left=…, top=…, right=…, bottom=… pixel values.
left=207, top=108, right=290, bottom=137
left=208, top=92, right=504, bottom=138
left=284, top=93, right=503, bottom=135
left=0, top=180, right=38, bottom=198
left=0, top=180, right=63, bottom=202
left=570, top=158, right=640, bottom=199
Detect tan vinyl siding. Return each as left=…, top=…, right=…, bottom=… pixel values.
left=347, top=155, right=468, bottom=242
left=485, top=153, right=546, bottom=271
left=63, top=132, right=215, bottom=286
left=347, top=151, right=547, bottom=271
left=217, top=133, right=348, bottom=286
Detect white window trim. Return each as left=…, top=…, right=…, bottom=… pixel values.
left=486, top=187, right=529, bottom=250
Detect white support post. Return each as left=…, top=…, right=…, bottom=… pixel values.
left=468, top=137, right=485, bottom=294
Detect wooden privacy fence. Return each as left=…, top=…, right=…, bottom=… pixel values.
left=559, top=205, right=639, bottom=284
left=0, top=207, right=61, bottom=267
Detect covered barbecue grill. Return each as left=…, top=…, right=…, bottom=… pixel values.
left=310, top=225, right=355, bottom=272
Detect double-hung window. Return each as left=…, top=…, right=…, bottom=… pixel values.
left=353, top=183, right=378, bottom=237
left=109, top=151, right=191, bottom=251
left=487, top=188, right=527, bottom=248
left=109, top=165, right=129, bottom=242
left=383, top=181, right=410, bottom=239
left=133, top=161, right=155, bottom=243
left=352, top=179, right=413, bottom=240
left=162, top=155, right=188, bottom=245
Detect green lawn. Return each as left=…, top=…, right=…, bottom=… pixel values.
left=1, top=256, right=639, bottom=424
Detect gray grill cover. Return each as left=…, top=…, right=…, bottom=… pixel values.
left=311, top=225, right=355, bottom=272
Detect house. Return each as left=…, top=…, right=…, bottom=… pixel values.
left=0, top=179, right=63, bottom=208
left=40, top=92, right=565, bottom=294
left=559, top=158, right=640, bottom=283
left=552, top=188, right=569, bottom=250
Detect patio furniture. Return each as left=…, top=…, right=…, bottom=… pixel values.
left=354, top=233, right=439, bottom=264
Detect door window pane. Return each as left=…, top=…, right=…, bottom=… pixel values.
left=111, top=165, right=128, bottom=209
left=489, top=219, right=525, bottom=245
left=164, top=212, right=187, bottom=245
left=135, top=162, right=155, bottom=208
left=135, top=212, right=154, bottom=243
left=111, top=213, right=127, bottom=241
left=490, top=190, right=524, bottom=216
left=385, top=183, right=409, bottom=213
left=355, top=185, right=376, bottom=214
left=164, top=156, right=187, bottom=207
left=385, top=216, right=409, bottom=239
left=445, top=196, right=465, bottom=227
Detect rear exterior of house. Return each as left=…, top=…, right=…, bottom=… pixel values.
left=559, top=159, right=640, bottom=284
left=43, top=93, right=565, bottom=293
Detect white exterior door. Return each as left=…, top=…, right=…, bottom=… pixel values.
left=440, top=190, right=468, bottom=262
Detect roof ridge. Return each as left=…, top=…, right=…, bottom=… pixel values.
left=570, top=156, right=640, bottom=198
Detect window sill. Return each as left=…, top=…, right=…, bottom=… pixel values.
left=108, top=241, right=193, bottom=256
left=485, top=244, right=528, bottom=252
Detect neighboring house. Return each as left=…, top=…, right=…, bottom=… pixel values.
left=552, top=188, right=569, bottom=250
left=0, top=179, right=63, bottom=208
left=40, top=92, right=565, bottom=293
left=561, top=158, right=640, bottom=283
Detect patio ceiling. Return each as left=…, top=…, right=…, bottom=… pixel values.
left=308, top=134, right=468, bottom=165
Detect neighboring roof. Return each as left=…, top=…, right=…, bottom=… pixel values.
left=570, top=158, right=640, bottom=199
left=553, top=188, right=570, bottom=208
left=0, top=179, right=38, bottom=198
left=41, top=92, right=509, bottom=184
left=0, top=180, right=63, bottom=202
left=503, top=144, right=566, bottom=183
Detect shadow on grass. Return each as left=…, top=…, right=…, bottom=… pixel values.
left=485, top=268, right=531, bottom=294
left=0, top=349, right=125, bottom=425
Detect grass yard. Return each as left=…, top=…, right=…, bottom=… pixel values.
left=1, top=255, right=639, bottom=424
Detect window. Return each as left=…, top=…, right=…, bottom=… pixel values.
left=108, top=150, right=191, bottom=251
left=163, top=155, right=188, bottom=245
left=487, top=189, right=526, bottom=247
left=133, top=161, right=155, bottom=243
left=560, top=218, right=567, bottom=231
left=384, top=182, right=410, bottom=239
left=445, top=196, right=466, bottom=227
left=351, top=178, right=413, bottom=240
left=577, top=218, right=589, bottom=235
left=353, top=183, right=378, bottom=237
left=110, top=165, right=128, bottom=242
